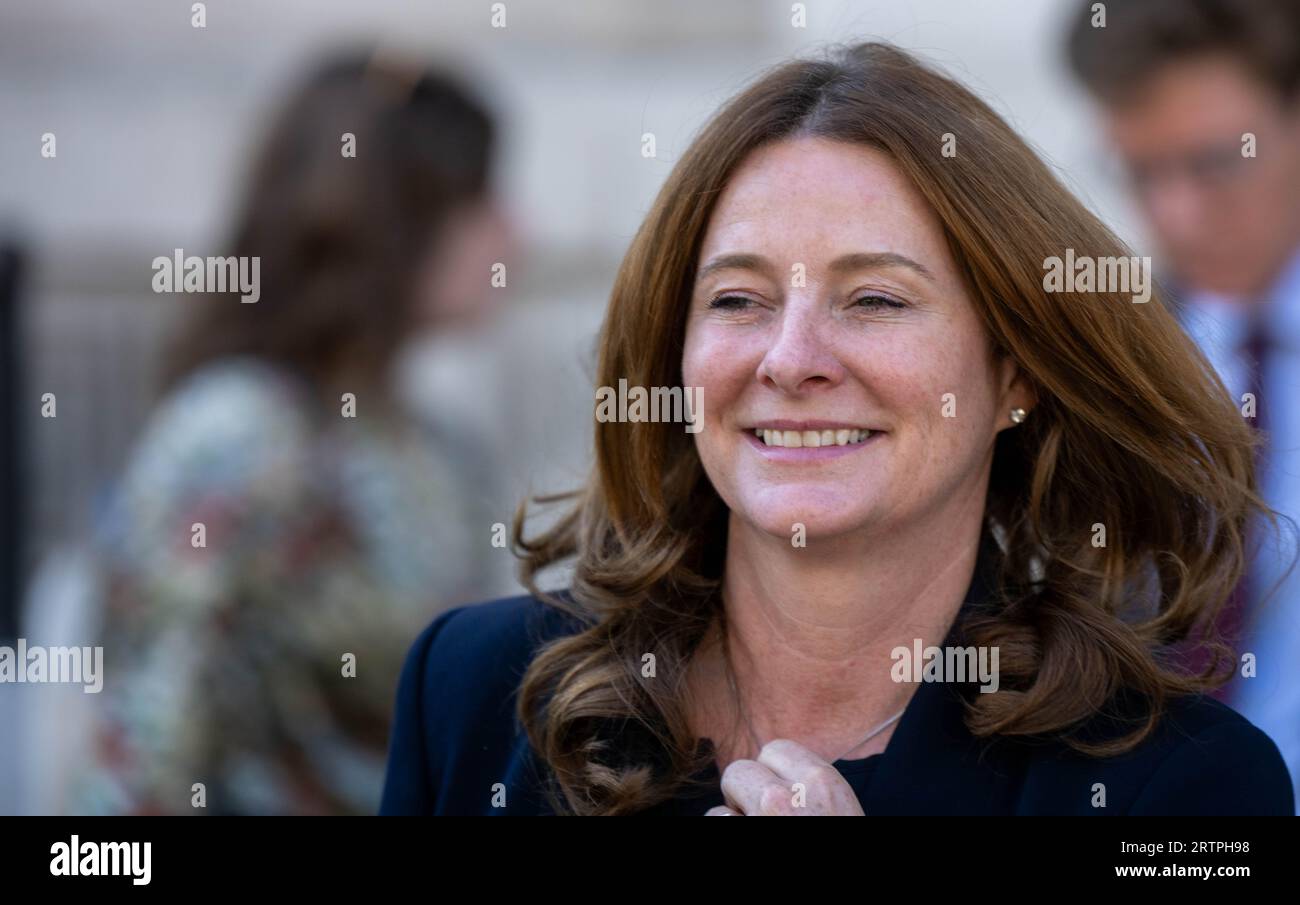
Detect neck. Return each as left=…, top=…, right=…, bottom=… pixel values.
left=694, top=481, right=989, bottom=765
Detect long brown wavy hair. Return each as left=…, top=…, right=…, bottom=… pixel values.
left=512, top=41, right=1290, bottom=815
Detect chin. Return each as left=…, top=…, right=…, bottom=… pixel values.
left=736, top=488, right=876, bottom=540
left=1182, top=263, right=1251, bottom=298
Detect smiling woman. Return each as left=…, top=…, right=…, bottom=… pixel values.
left=380, top=41, right=1295, bottom=816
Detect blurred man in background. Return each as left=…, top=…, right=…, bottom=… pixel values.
left=1067, top=0, right=1300, bottom=810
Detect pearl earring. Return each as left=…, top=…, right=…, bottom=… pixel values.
left=1009, top=407, right=1027, bottom=425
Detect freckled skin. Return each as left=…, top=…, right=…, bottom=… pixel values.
left=682, top=136, right=1022, bottom=543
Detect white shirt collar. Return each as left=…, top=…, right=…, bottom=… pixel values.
left=1182, top=244, right=1300, bottom=351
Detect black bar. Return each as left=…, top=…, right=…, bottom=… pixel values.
left=1, top=815, right=1295, bottom=890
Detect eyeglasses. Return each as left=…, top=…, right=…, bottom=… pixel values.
left=1129, top=138, right=1259, bottom=194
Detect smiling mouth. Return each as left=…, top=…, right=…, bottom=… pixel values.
left=752, top=428, right=876, bottom=448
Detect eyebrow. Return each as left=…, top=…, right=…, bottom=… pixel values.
left=694, top=251, right=935, bottom=284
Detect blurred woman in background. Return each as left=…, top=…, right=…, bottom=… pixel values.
left=75, top=51, right=511, bottom=814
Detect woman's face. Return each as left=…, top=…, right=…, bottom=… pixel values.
left=412, top=196, right=516, bottom=330
left=681, top=136, right=1029, bottom=543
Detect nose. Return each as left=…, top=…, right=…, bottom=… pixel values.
left=756, top=298, right=846, bottom=394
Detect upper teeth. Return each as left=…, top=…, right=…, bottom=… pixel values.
left=755, top=429, right=872, bottom=447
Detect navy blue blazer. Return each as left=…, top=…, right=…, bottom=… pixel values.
left=380, top=560, right=1294, bottom=815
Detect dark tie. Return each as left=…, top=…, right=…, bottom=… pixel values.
left=1207, top=316, right=1271, bottom=703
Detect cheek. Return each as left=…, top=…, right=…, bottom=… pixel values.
left=682, top=325, right=751, bottom=423
left=416, top=216, right=509, bottom=322
left=870, top=326, right=996, bottom=442
left=1243, top=162, right=1299, bottom=230
left=682, top=326, right=754, bottom=492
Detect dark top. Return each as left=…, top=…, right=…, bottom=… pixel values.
left=380, top=543, right=1295, bottom=816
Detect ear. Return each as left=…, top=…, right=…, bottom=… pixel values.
left=993, top=352, right=1037, bottom=434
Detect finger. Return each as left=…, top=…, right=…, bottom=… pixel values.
left=755, top=738, right=862, bottom=814
left=704, top=805, right=741, bottom=816
left=719, top=757, right=798, bottom=816
left=755, top=738, right=837, bottom=779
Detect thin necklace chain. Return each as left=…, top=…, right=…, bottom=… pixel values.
left=723, top=657, right=907, bottom=764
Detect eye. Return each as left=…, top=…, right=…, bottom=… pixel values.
left=705, top=294, right=755, bottom=311
left=853, top=294, right=907, bottom=310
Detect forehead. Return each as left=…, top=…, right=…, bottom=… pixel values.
left=697, top=136, right=949, bottom=267
left=1107, top=56, right=1279, bottom=148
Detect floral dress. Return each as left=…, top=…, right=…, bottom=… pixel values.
left=71, top=356, right=491, bottom=814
